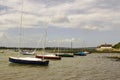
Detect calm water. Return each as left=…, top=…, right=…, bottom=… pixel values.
left=0, top=50, right=120, bottom=80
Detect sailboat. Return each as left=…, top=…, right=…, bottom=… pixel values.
left=56, top=53, right=74, bottom=57
left=74, top=41, right=87, bottom=56
left=9, top=0, right=49, bottom=65
left=74, top=52, right=87, bottom=56
left=9, top=57, right=49, bottom=65
left=35, top=29, right=61, bottom=60
left=55, top=40, right=74, bottom=57
left=36, top=54, right=61, bottom=60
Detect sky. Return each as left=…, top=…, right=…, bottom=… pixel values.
left=0, top=0, right=120, bottom=48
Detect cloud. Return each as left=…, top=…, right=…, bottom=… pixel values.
left=0, top=0, right=120, bottom=31
left=83, top=26, right=111, bottom=31
left=29, top=0, right=74, bottom=7
left=51, top=15, right=69, bottom=23
left=94, top=0, right=120, bottom=10
left=0, top=32, right=5, bottom=38
left=48, top=38, right=82, bottom=43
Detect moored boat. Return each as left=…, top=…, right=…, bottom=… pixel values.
left=36, top=54, right=61, bottom=60
left=56, top=53, right=74, bottom=57
left=8, top=0, right=49, bottom=66
left=83, top=51, right=91, bottom=54
left=74, top=52, right=86, bottom=56
left=9, top=57, right=49, bottom=66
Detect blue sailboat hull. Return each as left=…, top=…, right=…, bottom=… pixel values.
left=74, top=52, right=86, bottom=56
left=9, top=57, right=49, bottom=66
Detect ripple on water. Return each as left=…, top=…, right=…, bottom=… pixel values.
left=0, top=52, right=120, bottom=80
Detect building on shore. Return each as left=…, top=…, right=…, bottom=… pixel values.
left=96, top=43, right=113, bottom=51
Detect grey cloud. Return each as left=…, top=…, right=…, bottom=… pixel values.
left=77, top=18, right=119, bottom=31
left=5, top=19, right=18, bottom=24
left=29, top=0, right=74, bottom=7
left=51, top=16, right=69, bottom=23
left=1, top=0, right=120, bottom=31
left=67, top=0, right=120, bottom=15
left=93, top=0, right=120, bottom=11
left=0, top=5, right=19, bottom=15
left=0, top=5, right=7, bottom=10
left=21, top=11, right=41, bottom=17
left=0, top=5, right=12, bottom=14
left=67, top=9, right=91, bottom=15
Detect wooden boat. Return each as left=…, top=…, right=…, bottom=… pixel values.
left=9, top=57, right=49, bottom=66
left=74, top=52, right=86, bottom=56
left=56, top=53, right=74, bottom=57
left=36, top=54, right=61, bottom=60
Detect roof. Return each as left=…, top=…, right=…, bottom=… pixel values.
left=97, top=43, right=112, bottom=48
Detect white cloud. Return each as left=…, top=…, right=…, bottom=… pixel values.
left=0, top=0, right=120, bottom=31
left=83, top=25, right=111, bottom=31
left=0, top=32, right=5, bottom=38
left=48, top=38, right=82, bottom=43
left=0, top=0, right=119, bottom=48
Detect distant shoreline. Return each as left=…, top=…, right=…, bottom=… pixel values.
left=0, top=47, right=120, bottom=53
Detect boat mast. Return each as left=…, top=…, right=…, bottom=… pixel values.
left=42, top=27, right=47, bottom=59
left=18, top=0, right=23, bottom=52
left=58, top=40, right=60, bottom=54
left=71, top=40, right=73, bottom=53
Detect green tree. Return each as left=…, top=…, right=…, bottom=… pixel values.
left=113, top=42, right=120, bottom=49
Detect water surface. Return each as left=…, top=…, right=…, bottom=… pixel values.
left=0, top=51, right=120, bottom=80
